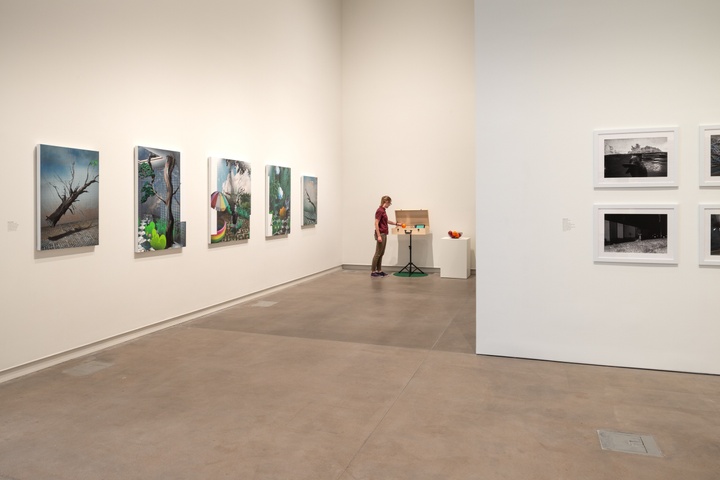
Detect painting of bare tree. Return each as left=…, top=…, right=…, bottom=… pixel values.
left=36, top=144, right=99, bottom=251
left=302, top=176, right=317, bottom=227
left=135, top=146, right=182, bottom=253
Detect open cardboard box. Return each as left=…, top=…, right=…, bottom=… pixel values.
left=392, top=209, right=430, bottom=235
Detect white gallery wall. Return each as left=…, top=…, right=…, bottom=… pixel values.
left=341, top=0, right=476, bottom=270
left=0, top=0, right=343, bottom=379
left=475, top=0, right=720, bottom=374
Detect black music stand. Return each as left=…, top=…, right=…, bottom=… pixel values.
left=397, top=229, right=425, bottom=276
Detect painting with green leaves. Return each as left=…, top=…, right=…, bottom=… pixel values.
left=36, top=144, right=100, bottom=251
left=209, top=157, right=251, bottom=244
left=266, top=165, right=291, bottom=236
left=136, top=146, right=182, bottom=253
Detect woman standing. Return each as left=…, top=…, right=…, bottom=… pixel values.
left=371, top=195, right=400, bottom=277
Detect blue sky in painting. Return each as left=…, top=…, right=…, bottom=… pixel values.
left=39, top=144, right=99, bottom=223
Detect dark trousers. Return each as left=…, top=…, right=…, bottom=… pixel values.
left=371, top=233, right=387, bottom=271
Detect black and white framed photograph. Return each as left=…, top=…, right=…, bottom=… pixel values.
left=594, top=127, right=678, bottom=188
left=698, top=205, right=720, bottom=266
left=594, top=204, right=678, bottom=264
left=699, top=125, right=720, bottom=187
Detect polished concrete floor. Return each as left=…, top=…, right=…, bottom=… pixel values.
left=1, top=270, right=719, bottom=479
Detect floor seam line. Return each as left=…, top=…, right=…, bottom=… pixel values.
left=336, top=311, right=458, bottom=479
left=183, top=324, right=478, bottom=355
left=336, top=347, right=433, bottom=480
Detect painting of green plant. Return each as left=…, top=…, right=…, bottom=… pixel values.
left=136, top=146, right=182, bottom=253
left=37, top=144, right=100, bottom=250
left=209, top=157, right=251, bottom=244
left=266, top=165, right=291, bottom=236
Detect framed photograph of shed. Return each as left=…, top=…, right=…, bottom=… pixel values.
left=594, top=127, right=678, bottom=188
left=594, top=205, right=678, bottom=264
left=699, top=125, right=720, bottom=186
left=698, top=205, right=720, bottom=265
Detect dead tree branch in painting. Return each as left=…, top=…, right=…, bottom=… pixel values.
left=304, top=188, right=317, bottom=223
left=45, top=161, right=99, bottom=227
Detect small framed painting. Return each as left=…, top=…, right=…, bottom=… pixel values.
left=594, top=204, right=678, bottom=264
left=302, top=175, right=317, bottom=227
left=36, top=144, right=99, bottom=251
left=698, top=205, right=720, bottom=266
left=208, top=157, right=251, bottom=244
left=594, top=127, right=678, bottom=188
left=266, top=165, right=291, bottom=237
left=135, top=146, right=183, bottom=253
left=699, top=125, right=720, bottom=187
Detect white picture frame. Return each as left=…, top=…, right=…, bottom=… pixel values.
left=698, top=205, right=720, bottom=266
left=594, top=204, right=678, bottom=264
left=593, top=127, right=678, bottom=188
left=699, top=125, right=720, bottom=187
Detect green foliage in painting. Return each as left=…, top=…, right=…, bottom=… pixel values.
left=155, top=218, right=167, bottom=235
left=235, top=206, right=250, bottom=220
left=138, top=162, right=154, bottom=180
left=140, top=183, right=156, bottom=204
left=144, top=221, right=156, bottom=238
left=150, top=229, right=167, bottom=250
left=239, top=193, right=251, bottom=216
left=139, top=160, right=159, bottom=204
left=268, top=166, right=291, bottom=235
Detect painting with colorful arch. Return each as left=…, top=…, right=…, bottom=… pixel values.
left=208, top=157, right=251, bottom=244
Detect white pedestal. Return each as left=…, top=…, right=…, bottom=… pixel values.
left=439, top=237, right=470, bottom=279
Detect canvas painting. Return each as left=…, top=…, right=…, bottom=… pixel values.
left=136, top=146, right=182, bottom=253
left=302, top=175, right=317, bottom=227
left=266, top=165, right=291, bottom=236
left=36, top=144, right=99, bottom=251
left=208, top=158, right=251, bottom=244
left=699, top=125, right=720, bottom=186
left=594, top=128, right=677, bottom=187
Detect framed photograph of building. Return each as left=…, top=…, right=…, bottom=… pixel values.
left=698, top=205, right=720, bottom=266
left=594, top=205, right=678, bottom=264
left=594, top=127, right=678, bottom=188
left=699, top=125, right=720, bottom=187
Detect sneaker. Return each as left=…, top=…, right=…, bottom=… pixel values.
left=371, top=272, right=381, bottom=277
left=379, top=272, right=388, bottom=277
